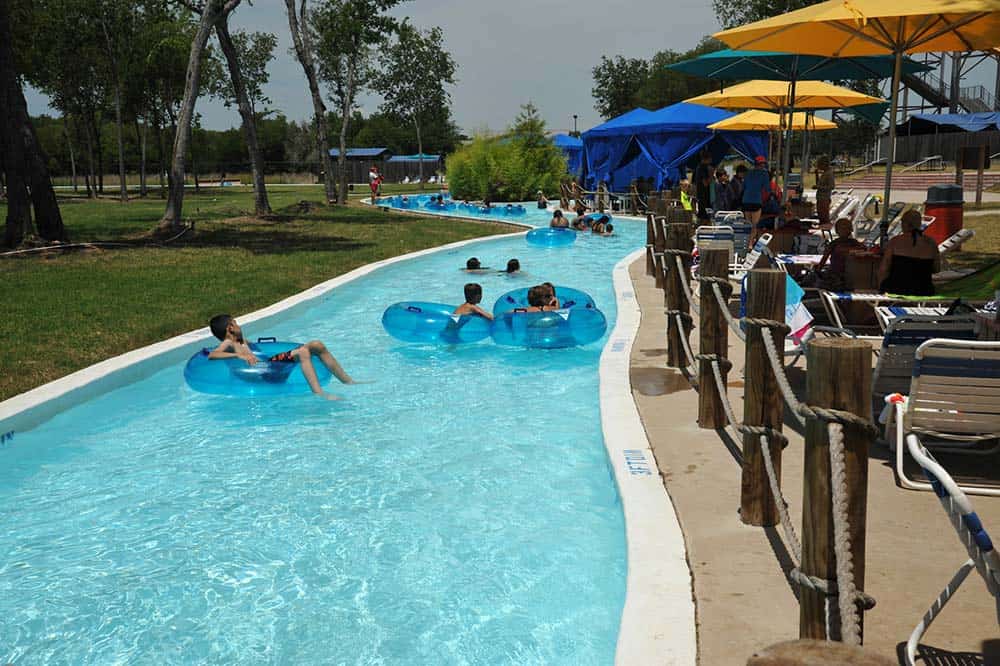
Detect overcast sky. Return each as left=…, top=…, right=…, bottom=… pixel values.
left=24, top=0, right=720, bottom=134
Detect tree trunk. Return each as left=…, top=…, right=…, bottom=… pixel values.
left=135, top=118, right=147, bottom=196
left=64, top=116, right=78, bottom=193
left=190, top=123, right=200, bottom=194
left=102, top=18, right=128, bottom=203
left=286, top=0, right=336, bottom=203
left=415, top=119, right=423, bottom=190
left=85, top=115, right=97, bottom=198
left=0, top=1, right=65, bottom=245
left=337, top=56, right=357, bottom=206
left=215, top=19, right=271, bottom=216
left=158, top=0, right=235, bottom=232
left=93, top=115, right=104, bottom=194
left=154, top=109, right=166, bottom=197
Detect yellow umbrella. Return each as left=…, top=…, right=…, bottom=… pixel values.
left=714, top=0, right=1000, bottom=232
left=688, top=80, right=881, bottom=180
left=707, top=110, right=838, bottom=131
left=686, top=79, right=883, bottom=110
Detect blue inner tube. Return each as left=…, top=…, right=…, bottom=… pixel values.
left=382, top=301, right=492, bottom=344
left=183, top=340, right=331, bottom=396
left=491, top=286, right=597, bottom=318
left=491, top=307, right=607, bottom=349
left=526, top=227, right=576, bottom=247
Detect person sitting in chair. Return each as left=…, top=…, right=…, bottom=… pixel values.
left=878, top=209, right=940, bottom=296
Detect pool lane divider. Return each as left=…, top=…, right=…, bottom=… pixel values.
left=0, top=228, right=529, bottom=434
left=601, top=249, right=697, bottom=665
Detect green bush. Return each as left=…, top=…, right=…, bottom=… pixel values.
left=447, top=104, right=568, bottom=201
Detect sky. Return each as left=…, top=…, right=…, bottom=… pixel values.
left=23, top=0, right=720, bottom=135
left=24, top=2, right=999, bottom=135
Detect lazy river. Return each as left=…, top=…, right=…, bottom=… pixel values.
left=0, top=202, right=643, bottom=664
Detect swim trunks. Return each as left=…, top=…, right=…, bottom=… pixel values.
left=269, top=350, right=297, bottom=363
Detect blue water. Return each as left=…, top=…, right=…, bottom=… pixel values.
left=0, top=202, right=641, bottom=665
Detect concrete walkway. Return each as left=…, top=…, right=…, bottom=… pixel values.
left=627, top=259, right=1000, bottom=664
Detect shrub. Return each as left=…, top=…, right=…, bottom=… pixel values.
left=447, top=104, right=568, bottom=201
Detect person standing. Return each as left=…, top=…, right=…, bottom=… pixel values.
left=694, top=151, right=713, bottom=223
left=814, top=155, right=835, bottom=228
left=368, top=164, right=383, bottom=203
left=742, top=156, right=770, bottom=227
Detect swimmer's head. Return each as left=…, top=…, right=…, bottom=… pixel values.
left=605, top=224, right=614, bottom=233
left=553, top=209, right=563, bottom=218
left=506, top=258, right=520, bottom=273
left=527, top=285, right=547, bottom=307
left=464, top=282, right=483, bottom=305
left=466, top=257, right=481, bottom=270
left=210, top=314, right=242, bottom=342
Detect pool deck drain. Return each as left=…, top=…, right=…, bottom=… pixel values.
left=626, top=258, right=1000, bottom=663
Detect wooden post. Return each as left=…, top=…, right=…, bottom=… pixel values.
left=664, top=222, right=694, bottom=369
left=740, top=269, right=786, bottom=527
left=697, top=249, right=730, bottom=429
left=800, top=338, right=873, bottom=642
left=653, top=216, right=667, bottom=289
left=645, top=214, right=655, bottom=276
left=954, top=146, right=963, bottom=186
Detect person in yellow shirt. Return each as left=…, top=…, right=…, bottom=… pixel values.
left=679, top=179, right=694, bottom=211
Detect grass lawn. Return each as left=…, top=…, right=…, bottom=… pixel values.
left=950, top=213, right=1000, bottom=273
left=0, top=187, right=514, bottom=402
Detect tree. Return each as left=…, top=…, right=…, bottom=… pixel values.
left=313, top=0, right=400, bottom=205
left=97, top=0, right=143, bottom=203
left=158, top=0, right=241, bottom=233
left=210, top=21, right=276, bottom=215
left=375, top=21, right=456, bottom=188
left=590, top=38, right=725, bottom=120
left=713, top=0, right=821, bottom=30
left=1, top=0, right=65, bottom=247
left=285, top=0, right=337, bottom=203
left=591, top=56, right=650, bottom=120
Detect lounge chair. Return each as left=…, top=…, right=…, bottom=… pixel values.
left=884, top=339, right=1000, bottom=497
left=939, top=228, right=976, bottom=257
left=730, top=232, right=774, bottom=282
left=695, top=225, right=735, bottom=268
left=901, top=433, right=1000, bottom=665
left=872, top=315, right=979, bottom=400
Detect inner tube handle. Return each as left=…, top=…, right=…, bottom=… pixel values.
left=406, top=306, right=423, bottom=313
left=257, top=336, right=277, bottom=343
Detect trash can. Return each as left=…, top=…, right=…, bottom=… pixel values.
left=923, top=184, right=963, bottom=245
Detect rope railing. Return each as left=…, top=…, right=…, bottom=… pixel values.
left=655, top=239, right=876, bottom=644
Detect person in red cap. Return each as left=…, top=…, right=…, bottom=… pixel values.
left=742, top=155, right=770, bottom=227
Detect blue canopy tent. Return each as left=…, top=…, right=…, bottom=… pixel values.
left=581, top=103, right=768, bottom=190
left=552, top=134, right=584, bottom=176
left=896, top=112, right=1000, bottom=135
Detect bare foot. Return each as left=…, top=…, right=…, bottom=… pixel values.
left=317, top=392, right=342, bottom=401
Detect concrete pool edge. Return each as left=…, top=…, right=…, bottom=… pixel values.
left=0, top=229, right=527, bottom=433
left=601, top=250, right=697, bottom=665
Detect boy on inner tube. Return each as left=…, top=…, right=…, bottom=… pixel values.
left=207, top=314, right=358, bottom=401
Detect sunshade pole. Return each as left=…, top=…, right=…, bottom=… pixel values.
left=801, top=111, right=813, bottom=184
left=781, top=67, right=799, bottom=192
left=880, top=49, right=904, bottom=242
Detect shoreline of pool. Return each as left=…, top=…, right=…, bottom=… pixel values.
left=602, top=250, right=697, bottom=665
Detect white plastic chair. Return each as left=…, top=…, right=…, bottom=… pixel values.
left=872, top=315, right=979, bottom=401
left=901, top=433, right=1000, bottom=665
left=730, top=232, right=774, bottom=282
left=695, top=225, right=735, bottom=268
left=884, top=339, right=1000, bottom=497
left=938, top=228, right=975, bottom=256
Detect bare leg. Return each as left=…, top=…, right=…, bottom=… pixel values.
left=294, top=346, right=340, bottom=399
left=306, top=340, right=354, bottom=384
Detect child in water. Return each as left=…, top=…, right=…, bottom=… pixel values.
left=207, top=314, right=357, bottom=400
left=453, top=283, right=494, bottom=320
left=463, top=257, right=489, bottom=272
